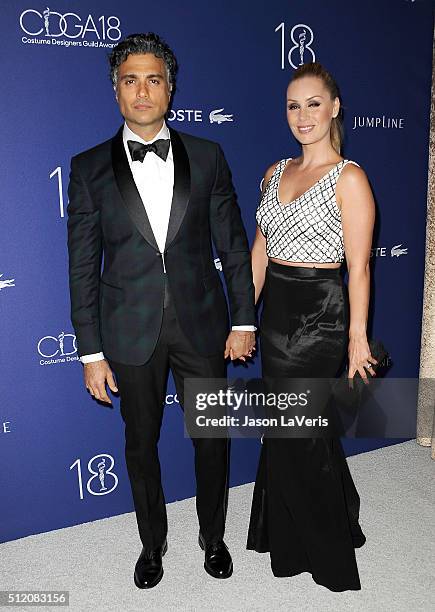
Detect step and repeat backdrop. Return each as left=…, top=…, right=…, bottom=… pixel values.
left=1, top=0, right=433, bottom=542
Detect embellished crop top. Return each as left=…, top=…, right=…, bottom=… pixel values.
left=256, top=158, right=360, bottom=263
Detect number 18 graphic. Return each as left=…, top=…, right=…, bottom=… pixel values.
left=49, top=166, right=66, bottom=218
left=70, top=454, right=119, bottom=499
left=275, top=23, right=315, bottom=70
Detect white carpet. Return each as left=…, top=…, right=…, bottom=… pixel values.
left=1, top=440, right=434, bottom=612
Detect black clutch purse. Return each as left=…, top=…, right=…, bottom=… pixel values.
left=331, top=339, right=390, bottom=411
left=349, top=338, right=389, bottom=378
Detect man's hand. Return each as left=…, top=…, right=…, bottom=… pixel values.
left=84, top=360, right=118, bottom=404
left=224, top=331, right=256, bottom=361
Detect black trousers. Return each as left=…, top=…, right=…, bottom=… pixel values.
left=108, top=294, right=228, bottom=552
left=247, top=262, right=366, bottom=592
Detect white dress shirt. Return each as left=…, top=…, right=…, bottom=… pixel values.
left=80, top=121, right=254, bottom=364
left=124, top=121, right=174, bottom=253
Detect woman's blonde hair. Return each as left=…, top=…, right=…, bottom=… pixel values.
left=289, top=62, right=343, bottom=154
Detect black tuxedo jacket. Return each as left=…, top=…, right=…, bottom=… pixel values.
left=67, top=126, right=255, bottom=365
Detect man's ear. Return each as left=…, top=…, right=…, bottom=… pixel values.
left=114, top=85, right=118, bottom=102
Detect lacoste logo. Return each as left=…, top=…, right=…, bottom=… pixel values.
left=209, top=108, right=234, bottom=124
left=0, top=274, right=15, bottom=290
left=390, top=244, right=408, bottom=257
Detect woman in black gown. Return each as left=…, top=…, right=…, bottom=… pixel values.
left=247, top=62, right=376, bottom=591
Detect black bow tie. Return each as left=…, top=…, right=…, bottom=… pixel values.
left=127, top=138, right=170, bottom=163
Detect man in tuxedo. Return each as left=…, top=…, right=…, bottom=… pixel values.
left=67, top=33, right=256, bottom=589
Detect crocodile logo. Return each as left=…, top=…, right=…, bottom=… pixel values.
left=209, top=108, right=234, bottom=124
left=391, top=244, right=408, bottom=257
left=0, top=274, right=15, bottom=290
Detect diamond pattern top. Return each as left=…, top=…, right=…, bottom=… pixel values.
left=256, top=158, right=360, bottom=263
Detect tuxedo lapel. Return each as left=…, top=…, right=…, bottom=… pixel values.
left=111, top=127, right=159, bottom=251
left=165, top=128, right=191, bottom=249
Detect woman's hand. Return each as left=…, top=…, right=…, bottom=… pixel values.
left=338, top=162, right=377, bottom=385
left=348, top=334, right=378, bottom=383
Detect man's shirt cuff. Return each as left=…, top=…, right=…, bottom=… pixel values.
left=80, top=352, right=105, bottom=364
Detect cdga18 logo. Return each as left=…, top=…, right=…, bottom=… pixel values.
left=19, top=8, right=121, bottom=41
left=38, top=332, right=77, bottom=358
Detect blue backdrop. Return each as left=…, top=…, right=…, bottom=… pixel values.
left=1, top=0, right=433, bottom=543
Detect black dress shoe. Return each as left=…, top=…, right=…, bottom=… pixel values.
left=134, top=540, right=168, bottom=589
left=198, top=534, right=233, bottom=579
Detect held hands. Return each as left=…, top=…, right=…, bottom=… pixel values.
left=224, top=331, right=256, bottom=362
left=83, top=360, right=118, bottom=405
left=348, top=334, right=378, bottom=385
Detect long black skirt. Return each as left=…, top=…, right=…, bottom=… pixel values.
left=247, top=261, right=366, bottom=592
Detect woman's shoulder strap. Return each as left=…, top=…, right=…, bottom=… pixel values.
left=342, top=159, right=361, bottom=168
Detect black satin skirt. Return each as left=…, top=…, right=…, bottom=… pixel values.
left=247, top=261, right=366, bottom=592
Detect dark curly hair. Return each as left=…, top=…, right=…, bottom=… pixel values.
left=109, top=32, right=178, bottom=91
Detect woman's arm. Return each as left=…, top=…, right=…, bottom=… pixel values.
left=251, top=163, right=279, bottom=304
left=251, top=226, right=268, bottom=304
left=337, top=164, right=377, bottom=379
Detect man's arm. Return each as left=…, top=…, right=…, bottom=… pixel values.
left=67, top=156, right=103, bottom=356
left=67, top=157, right=117, bottom=403
left=209, top=144, right=256, bottom=359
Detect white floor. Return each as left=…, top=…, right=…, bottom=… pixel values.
left=1, top=440, right=434, bottom=612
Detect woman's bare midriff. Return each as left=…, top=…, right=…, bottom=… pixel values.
left=269, top=257, right=341, bottom=269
